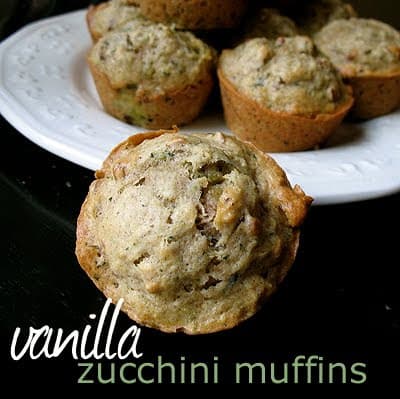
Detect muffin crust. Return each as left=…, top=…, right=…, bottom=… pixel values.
left=135, top=0, right=249, bottom=30
left=315, top=18, right=400, bottom=76
left=88, top=22, right=215, bottom=128
left=220, top=36, right=349, bottom=116
left=315, top=18, right=400, bottom=118
left=87, top=0, right=143, bottom=42
left=76, top=131, right=311, bottom=334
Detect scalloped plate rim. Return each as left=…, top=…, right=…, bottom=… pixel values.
left=0, top=10, right=400, bottom=206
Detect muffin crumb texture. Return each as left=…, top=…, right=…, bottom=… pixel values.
left=76, top=132, right=311, bottom=334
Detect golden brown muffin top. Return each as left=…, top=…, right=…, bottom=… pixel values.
left=88, top=22, right=215, bottom=94
left=135, top=0, right=249, bottom=30
left=76, top=131, right=311, bottom=334
left=315, top=18, right=400, bottom=76
left=219, top=36, right=349, bottom=116
left=88, top=0, right=143, bottom=39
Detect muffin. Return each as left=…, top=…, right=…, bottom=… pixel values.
left=86, top=0, right=143, bottom=42
left=315, top=18, right=400, bottom=119
left=295, top=0, right=357, bottom=36
left=87, top=22, right=215, bottom=129
left=218, top=36, right=353, bottom=152
left=76, top=130, right=312, bottom=334
left=135, top=0, right=249, bottom=30
left=240, top=8, right=299, bottom=42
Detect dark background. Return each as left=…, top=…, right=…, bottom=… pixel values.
left=0, top=0, right=399, bottom=388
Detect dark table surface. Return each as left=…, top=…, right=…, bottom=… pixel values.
left=1, top=0, right=399, bottom=388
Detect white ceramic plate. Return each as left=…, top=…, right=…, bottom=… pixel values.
left=1, top=10, right=400, bottom=205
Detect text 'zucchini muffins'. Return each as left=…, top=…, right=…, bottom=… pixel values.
left=76, top=131, right=312, bottom=334
left=135, top=0, right=249, bottom=30
left=218, top=36, right=353, bottom=152
left=88, top=22, right=215, bottom=129
left=315, top=18, right=400, bottom=119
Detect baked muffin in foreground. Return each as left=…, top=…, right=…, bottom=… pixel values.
left=315, top=18, right=400, bottom=119
left=218, top=36, right=353, bottom=152
left=295, top=0, right=357, bottom=36
left=76, top=131, right=312, bottom=334
left=87, top=0, right=143, bottom=42
left=88, top=22, right=215, bottom=129
left=135, top=0, right=249, bottom=30
left=240, top=8, right=299, bottom=42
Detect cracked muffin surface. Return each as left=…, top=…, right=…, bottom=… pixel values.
left=87, top=0, right=144, bottom=42
left=314, top=18, right=400, bottom=76
left=87, top=22, right=215, bottom=128
left=314, top=18, right=400, bottom=118
left=219, top=36, right=349, bottom=116
left=89, top=22, right=214, bottom=95
left=76, top=131, right=311, bottom=334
